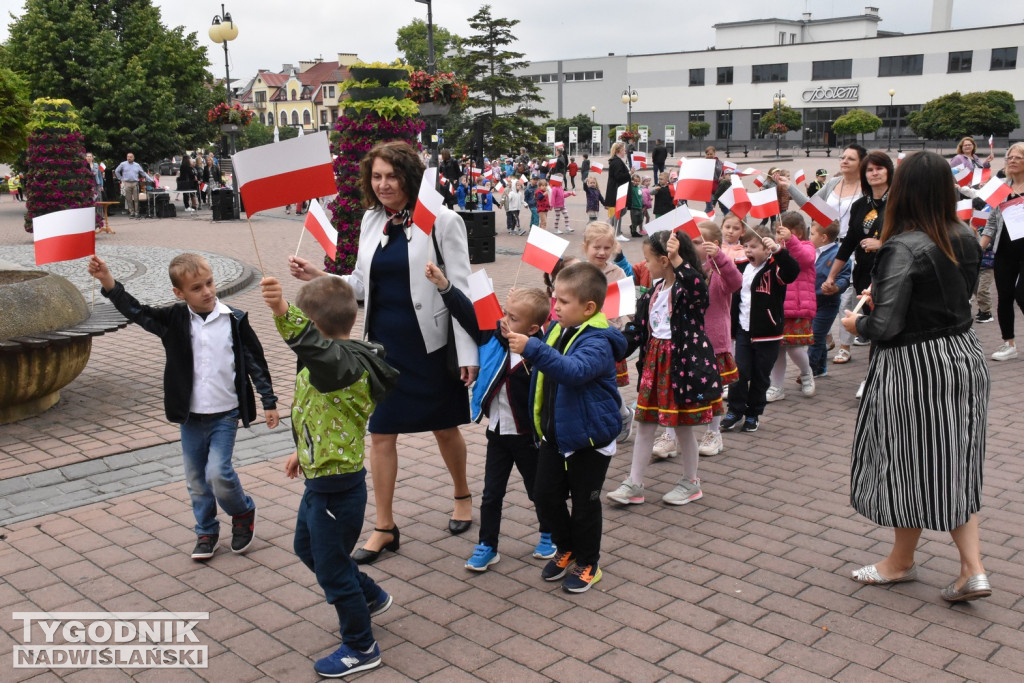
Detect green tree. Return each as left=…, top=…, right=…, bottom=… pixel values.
left=543, top=114, right=594, bottom=151
left=758, top=106, right=802, bottom=136
left=688, top=121, right=711, bottom=142
left=395, top=19, right=462, bottom=73
left=0, top=60, right=32, bottom=163
left=6, top=0, right=222, bottom=165
left=831, top=109, right=883, bottom=144
left=236, top=121, right=297, bottom=150
left=907, top=90, right=1019, bottom=140
left=454, top=4, right=549, bottom=158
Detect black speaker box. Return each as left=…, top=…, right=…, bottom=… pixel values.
left=457, top=210, right=496, bottom=238
left=212, top=189, right=235, bottom=221
left=158, top=203, right=176, bottom=218
left=468, top=236, right=495, bottom=264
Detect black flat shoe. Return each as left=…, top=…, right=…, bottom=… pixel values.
left=449, top=494, right=472, bottom=535
left=352, top=526, right=400, bottom=565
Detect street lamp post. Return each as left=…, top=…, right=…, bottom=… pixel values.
left=591, top=105, right=596, bottom=122
left=209, top=5, right=239, bottom=218
left=621, top=87, right=638, bottom=129
left=726, top=97, right=733, bottom=156
left=772, top=90, right=787, bottom=158
left=887, top=88, right=896, bottom=152
left=413, top=0, right=435, bottom=74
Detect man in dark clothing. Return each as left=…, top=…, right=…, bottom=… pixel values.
left=652, top=139, right=668, bottom=178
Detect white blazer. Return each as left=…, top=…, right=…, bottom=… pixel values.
left=342, top=206, right=479, bottom=368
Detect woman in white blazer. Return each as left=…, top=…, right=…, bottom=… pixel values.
left=290, top=141, right=479, bottom=564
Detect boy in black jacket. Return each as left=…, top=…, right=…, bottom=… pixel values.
left=723, top=230, right=800, bottom=433
left=88, top=254, right=279, bottom=561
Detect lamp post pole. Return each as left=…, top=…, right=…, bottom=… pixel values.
left=887, top=88, right=895, bottom=152
left=772, top=90, right=786, bottom=158
left=726, top=97, right=732, bottom=156
left=209, top=4, right=239, bottom=217
left=414, top=0, right=439, bottom=174
left=622, top=87, right=638, bottom=129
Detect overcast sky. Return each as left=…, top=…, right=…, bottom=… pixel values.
left=1, top=0, right=1017, bottom=83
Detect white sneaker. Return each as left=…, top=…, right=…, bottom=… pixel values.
left=698, top=431, right=723, bottom=457
left=765, top=385, right=786, bottom=402
left=855, top=381, right=865, bottom=399
left=722, top=384, right=729, bottom=400
left=555, top=229, right=564, bottom=234
left=617, top=403, right=635, bottom=443
left=992, top=341, right=1018, bottom=361
left=799, top=373, right=816, bottom=397
left=652, top=432, right=677, bottom=459
left=566, top=227, right=574, bottom=233
left=662, top=478, right=703, bottom=506
left=607, top=479, right=645, bottom=505
left=615, top=235, right=630, bottom=242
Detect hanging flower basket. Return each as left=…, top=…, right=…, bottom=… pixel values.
left=409, top=71, right=468, bottom=106
left=417, top=101, right=452, bottom=117
left=348, top=67, right=409, bottom=86
left=208, top=102, right=253, bottom=126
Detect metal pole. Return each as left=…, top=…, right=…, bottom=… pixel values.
left=425, top=0, right=435, bottom=75
left=887, top=93, right=893, bottom=152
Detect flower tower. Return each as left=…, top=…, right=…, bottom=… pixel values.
left=23, top=98, right=101, bottom=233
left=324, top=62, right=424, bottom=275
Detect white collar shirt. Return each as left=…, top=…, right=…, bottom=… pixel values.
left=188, top=300, right=238, bottom=415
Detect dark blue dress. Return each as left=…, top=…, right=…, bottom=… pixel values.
left=366, top=223, right=470, bottom=434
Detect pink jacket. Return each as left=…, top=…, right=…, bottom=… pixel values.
left=702, top=249, right=743, bottom=354
left=781, top=235, right=817, bottom=319
left=550, top=185, right=566, bottom=209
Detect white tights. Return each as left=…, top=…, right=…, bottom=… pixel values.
left=770, top=346, right=811, bottom=387
left=630, top=422, right=699, bottom=485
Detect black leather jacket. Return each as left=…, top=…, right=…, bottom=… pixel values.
left=857, top=224, right=981, bottom=348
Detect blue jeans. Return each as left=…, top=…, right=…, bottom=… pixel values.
left=294, top=477, right=381, bottom=651
left=809, top=298, right=840, bottom=375
left=529, top=206, right=539, bottom=227
left=179, top=410, right=252, bottom=536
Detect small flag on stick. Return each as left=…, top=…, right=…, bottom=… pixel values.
left=603, top=278, right=636, bottom=318
left=468, top=269, right=503, bottom=330
left=978, top=177, right=1012, bottom=208
left=303, top=199, right=339, bottom=259
left=412, top=168, right=445, bottom=235
left=522, top=227, right=570, bottom=273
left=33, top=207, right=96, bottom=265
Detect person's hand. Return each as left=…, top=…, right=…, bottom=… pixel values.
left=260, top=277, right=289, bottom=317
left=504, top=327, right=529, bottom=354
left=284, top=452, right=300, bottom=479
left=857, top=286, right=874, bottom=311
left=264, top=408, right=280, bottom=429
left=702, top=241, right=720, bottom=258
left=762, top=236, right=781, bottom=253
left=985, top=152, right=995, bottom=165
left=821, top=278, right=838, bottom=296
left=460, top=366, right=479, bottom=387
left=860, top=238, right=881, bottom=252
left=840, top=309, right=861, bottom=335
left=424, top=262, right=449, bottom=290
left=773, top=173, right=791, bottom=192
left=288, top=255, right=325, bottom=282
left=87, top=255, right=115, bottom=291
left=775, top=225, right=791, bottom=243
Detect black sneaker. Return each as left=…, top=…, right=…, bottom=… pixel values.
left=741, top=416, right=759, bottom=432
left=721, top=412, right=744, bottom=431
left=191, top=534, right=219, bottom=561
left=852, top=336, right=870, bottom=346
left=541, top=550, right=574, bottom=581
left=231, top=507, right=257, bottom=553
left=976, top=311, right=993, bottom=323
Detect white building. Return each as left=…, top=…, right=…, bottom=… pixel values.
left=520, top=5, right=1022, bottom=154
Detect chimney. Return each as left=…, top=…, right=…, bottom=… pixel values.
left=802, top=12, right=811, bottom=21
left=930, top=0, right=952, bottom=31
left=281, top=63, right=295, bottom=73
left=864, top=6, right=879, bottom=17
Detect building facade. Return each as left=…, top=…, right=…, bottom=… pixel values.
left=239, top=53, right=357, bottom=133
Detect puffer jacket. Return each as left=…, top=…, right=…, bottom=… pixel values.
left=781, top=235, right=817, bottom=320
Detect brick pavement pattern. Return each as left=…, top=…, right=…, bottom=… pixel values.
left=2, top=158, right=1024, bottom=680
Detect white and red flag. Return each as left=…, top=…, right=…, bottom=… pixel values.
left=470, top=167, right=482, bottom=179
left=199, top=182, right=208, bottom=193
left=956, top=199, right=973, bottom=221
left=615, top=182, right=629, bottom=217
left=522, top=226, right=570, bottom=273
left=547, top=158, right=557, bottom=168
left=972, top=208, right=990, bottom=228
left=232, top=131, right=335, bottom=216
left=303, top=199, right=339, bottom=260
left=520, top=174, right=529, bottom=184
left=33, top=206, right=95, bottom=266
left=675, top=158, right=717, bottom=202
left=691, top=207, right=715, bottom=223
left=98, top=162, right=106, bottom=173
left=555, top=141, right=565, bottom=150
left=548, top=174, right=564, bottom=188
left=978, top=177, right=1012, bottom=208
left=644, top=205, right=701, bottom=239
left=602, top=278, right=636, bottom=318
left=589, top=161, right=604, bottom=175
left=953, top=165, right=972, bottom=187
left=897, top=152, right=906, bottom=165
left=482, top=168, right=494, bottom=179
left=631, top=152, right=648, bottom=169
left=748, top=187, right=780, bottom=220
left=989, top=134, right=994, bottom=150
left=802, top=192, right=839, bottom=227
left=971, top=167, right=991, bottom=187
left=718, top=176, right=751, bottom=219
left=722, top=160, right=737, bottom=174
left=493, top=180, right=505, bottom=194
left=412, top=168, right=445, bottom=235
left=794, top=169, right=806, bottom=185
left=737, top=167, right=761, bottom=177
left=467, top=269, right=503, bottom=330
left=752, top=174, right=766, bottom=189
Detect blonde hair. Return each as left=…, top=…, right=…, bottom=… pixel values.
left=610, top=141, right=625, bottom=157
left=507, top=288, right=550, bottom=328
left=698, top=221, right=722, bottom=243
left=722, top=213, right=747, bottom=231
left=582, top=221, right=616, bottom=247
left=1006, top=142, right=1024, bottom=183
left=538, top=179, right=548, bottom=189
left=586, top=176, right=598, bottom=188
left=168, top=253, right=211, bottom=289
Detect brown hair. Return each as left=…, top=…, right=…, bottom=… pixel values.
left=779, top=211, right=807, bottom=239
left=880, top=151, right=958, bottom=263
left=545, top=255, right=579, bottom=295
left=295, top=276, right=358, bottom=338
left=955, top=136, right=978, bottom=156
left=740, top=228, right=763, bottom=245
left=555, top=261, right=607, bottom=311
left=697, top=220, right=722, bottom=243
left=358, top=141, right=425, bottom=211
left=168, top=253, right=211, bottom=289
left=507, top=288, right=550, bottom=328
left=859, top=150, right=894, bottom=195
left=817, top=220, right=840, bottom=242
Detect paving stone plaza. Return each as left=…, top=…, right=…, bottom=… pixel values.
left=2, top=159, right=1024, bottom=681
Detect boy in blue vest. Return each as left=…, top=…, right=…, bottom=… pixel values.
left=424, top=263, right=554, bottom=572
left=505, top=261, right=628, bottom=593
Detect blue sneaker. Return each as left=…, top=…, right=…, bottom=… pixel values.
left=721, top=412, right=744, bottom=431
left=532, top=532, right=557, bottom=559
left=366, top=590, right=393, bottom=618
left=465, top=544, right=500, bottom=572
left=314, top=642, right=381, bottom=677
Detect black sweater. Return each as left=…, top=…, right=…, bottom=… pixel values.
left=731, top=249, right=801, bottom=342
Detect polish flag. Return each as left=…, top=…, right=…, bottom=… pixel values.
left=794, top=169, right=806, bottom=185
left=522, top=226, right=570, bottom=273
left=971, top=167, right=991, bottom=187
left=752, top=174, right=766, bottom=189
left=691, top=208, right=715, bottom=223
left=978, top=177, right=1012, bottom=208
left=737, top=167, right=761, bottom=177
left=412, top=168, right=445, bottom=235
left=482, top=168, right=494, bottom=179
left=549, top=174, right=564, bottom=188
left=476, top=187, right=490, bottom=197
left=722, top=161, right=737, bottom=174
left=644, top=205, right=699, bottom=239
left=493, top=180, right=504, bottom=194
left=555, top=141, right=565, bottom=150
left=675, top=159, right=717, bottom=202
left=631, top=152, right=648, bottom=169
left=748, top=187, right=780, bottom=220
left=520, top=174, right=529, bottom=184
left=602, top=278, right=636, bottom=318
left=802, top=192, right=839, bottom=227
left=99, top=162, right=106, bottom=173
left=232, top=131, right=335, bottom=216
left=972, top=209, right=990, bottom=228
left=470, top=167, right=482, bottom=178
left=956, top=199, right=973, bottom=221
left=988, top=134, right=994, bottom=149
left=199, top=182, right=208, bottom=192
left=615, top=182, right=629, bottom=217
left=303, top=199, right=338, bottom=259
left=468, top=269, right=503, bottom=330
left=33, top=207, right=95, bottom=266
left=719, top=176, right=751, bottom=219
left=953, top=166, right=972, bottom=187
left=547, top=158, right=557, bottom=168
left=897, top=152, right=906, bottom=165
left=589, top=162, right=604, bottom=175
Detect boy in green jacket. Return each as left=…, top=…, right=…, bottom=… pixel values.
left=260, top=275, right=399, bottom=678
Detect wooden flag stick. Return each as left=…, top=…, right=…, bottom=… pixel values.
left=91, top=276, right=95, bottom=311
left=852, top=285, right=872, bottom=314
left=294, top=221, right=306, bottom=257
left=512, top=259, right=524, bottom=290
left=246, top=216, right=266, bottom=277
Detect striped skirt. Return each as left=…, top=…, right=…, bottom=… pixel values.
left=850, top=329, right=989, bottom=532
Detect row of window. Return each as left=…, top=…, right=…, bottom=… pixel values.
left=687, top=47, right=1017, bottom=85
left=529, top=71, right=604, bottom=83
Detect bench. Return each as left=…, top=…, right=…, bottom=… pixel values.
left=723, top=145, right=750, bottom=158
left=802, top=146, right=833, bottom=157
left=897, top=141, right=927, bottom=153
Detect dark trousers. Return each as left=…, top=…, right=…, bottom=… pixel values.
left=728, top=330, right=781, bottom=418
left=294, top=483, right=381, bottom=651
left=533, top=440, right=610, bottom=567
left=479, top=432, right=545, bottom=550
left=505, top=210, right=519, bottom=232
left=629, top=208, right=643, bottom=234
left=993, top=244, right=1024, bottom=341
left=809, top=297, right=840, bottom=375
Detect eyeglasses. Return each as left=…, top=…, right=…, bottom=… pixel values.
left=1007, top=156, right=1024, bottom=162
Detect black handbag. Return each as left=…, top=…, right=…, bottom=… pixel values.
left=430, top=229, right=463, bottom=381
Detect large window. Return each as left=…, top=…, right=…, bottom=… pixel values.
left=752, top=63, right=788, bottom=83
left=878, top=104, right=922, bottom=142
left=717, top=110, right=732, bottom=141
left=562, top=71, right=604, bottom=82
left=991, top=47, right=1017, bottom=70
left=948, top=51, right=972, bottom=73
left=812, top=59, right=852, bottom=80
left=878, top=54, right=923, bottom=77
left=716, top=66, right=733, bottom=85
left=689, top=68, right=705, bottom=86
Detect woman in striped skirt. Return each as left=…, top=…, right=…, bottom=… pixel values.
left=840, top=151, right=991, bottom=602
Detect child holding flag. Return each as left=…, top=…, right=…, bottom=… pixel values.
left=536, top=179, right=551, bottom=231
left=550, top=178, right=574, bottom=234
